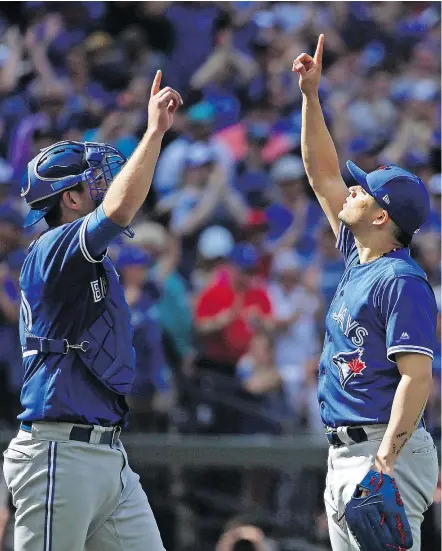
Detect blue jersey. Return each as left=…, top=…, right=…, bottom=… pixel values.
left=18, top=205, right=134, bottom=426
left=318, top=223, right=437, bottom=427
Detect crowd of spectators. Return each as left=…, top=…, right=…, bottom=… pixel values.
left=0, top=2, right=440, bottom=550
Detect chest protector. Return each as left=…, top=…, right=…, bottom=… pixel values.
left=75, top=257, right=136, bottom=394
left=24, top=255, right=136, bottom=395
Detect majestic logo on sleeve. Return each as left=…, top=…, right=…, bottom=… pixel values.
left=332, top=348, right=367, bottom=388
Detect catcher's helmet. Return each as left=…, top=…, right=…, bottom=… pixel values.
left=21, top=140, right=126, bottom=228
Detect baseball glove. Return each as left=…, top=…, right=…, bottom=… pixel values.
left=345, top=469, right=413, bottom=551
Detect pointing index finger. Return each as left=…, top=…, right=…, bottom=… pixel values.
left=314, top=34, right=324, bottom=65
left=151, top=70, right=162, bottom=97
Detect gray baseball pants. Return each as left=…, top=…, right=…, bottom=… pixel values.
left=2, top=422, right=165, bottom=551
left=324, top=425, right=439, bottom=551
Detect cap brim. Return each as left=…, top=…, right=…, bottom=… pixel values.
left=23, top=205, right=51, bottom=228
left=346, top=160, right=371, bottom=195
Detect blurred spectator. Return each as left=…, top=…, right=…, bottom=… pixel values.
left=0, top=205, right=22, bottom=261
left=163, top=2, right=223, bottom=91
left=158, top=142, right=246, bottom=278
left=236, top=330, right=283, bottom=436
left=269, top=249, right=322, bottom=424
left=235, top=122, right=271, bottom=209
left=119, top=25, right=166, bottom=82
left=129, top=221, right=193, bottom=366
left=267, top=155, right=324, bottom=261
left=83, top=109, right=138, bottom=159
left=189, top=12, right=258, bottom=131
left=116, top=246, right=172, bottom=426
left=0, top=250, right=23, bottom=427
left=240, top=210, right=272, bottom=279
left=316, top=224, right=345, bottom=309
left=269, top=249, right=321, bottom=368
left=153, top=100, right=235, bottom=199
left=192, top=224, right=234, bottom=293
left=194, top=242, right=273, bottom=374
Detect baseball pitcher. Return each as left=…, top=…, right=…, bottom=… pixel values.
left=293, top=35, right=439, bottom=551
left=3, top=71, right=182, bottom=551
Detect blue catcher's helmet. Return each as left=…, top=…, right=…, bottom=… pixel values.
left=21, top=141, right=126, bottom=228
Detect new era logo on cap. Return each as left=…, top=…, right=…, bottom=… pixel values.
left=382, top=194, right=390, bottom=204
left=400, top=332, right=410, bottom=340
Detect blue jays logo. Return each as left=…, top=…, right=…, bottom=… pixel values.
left=332, top=348, right=367, bottom=388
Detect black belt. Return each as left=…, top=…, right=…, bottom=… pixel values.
left=326, top=419, right=425, bottom=448
left=326, top=427, right=368, bottom=448
left=20, top=422, right=121, bottom=446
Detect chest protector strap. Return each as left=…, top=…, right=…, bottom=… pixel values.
left=25, top=336, right=89, bottom=355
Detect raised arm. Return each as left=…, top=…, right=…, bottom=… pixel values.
left=292, top=35, right=348, bottom=237
left=103, top=71, right=183, bottom=227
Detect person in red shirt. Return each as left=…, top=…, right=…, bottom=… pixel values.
left=193, top=242, right=273, bottom=436
left=195, top=242, right=273, bottom=371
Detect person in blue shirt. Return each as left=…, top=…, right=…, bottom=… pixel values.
left=293, top=35, right=438, bottom=551
left=2, top=70, right=182, bottom=551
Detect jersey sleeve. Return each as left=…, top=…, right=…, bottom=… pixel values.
left=336, top=222, right=357, bottom=264
left=381, top=276, right=437, bottom=362
left=38, top=204, right=126, bottom=287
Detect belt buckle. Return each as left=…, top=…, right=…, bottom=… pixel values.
left=111, top=426, right=121, bottom=446
left=325, top=427, right=342, bottom=448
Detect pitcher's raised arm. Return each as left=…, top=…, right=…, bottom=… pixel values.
left=292, top=35, right=348, bottom=237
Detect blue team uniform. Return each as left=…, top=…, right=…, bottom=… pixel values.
left=19, top=204, right=135, bottom=426
left=318, top=223, right=438, bottom=428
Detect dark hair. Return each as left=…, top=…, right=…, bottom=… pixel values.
left=392, top=223, right=413, bottom=248
left=44, top=183, right=85, bottom=227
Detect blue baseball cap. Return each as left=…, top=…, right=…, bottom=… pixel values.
left=229, top=243, right=259, bottom=270
left=346, top=161, right=431, bottom=237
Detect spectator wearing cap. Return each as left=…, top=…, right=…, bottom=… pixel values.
left=266, top=154, right=324, bottom=262
left=115, top=246, right=171, bottom=426
left=153, top=101, right=234, bottom=200
left=192, top=225, right=234, bottom=294
left=194, top=242, right=273, bottom=375
left=158, top=141, right=246, bottom=279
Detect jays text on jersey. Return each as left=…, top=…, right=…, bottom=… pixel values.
left=318, top=223, right=437, bottom=427
left=19, top=204, right=135, bottom=426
